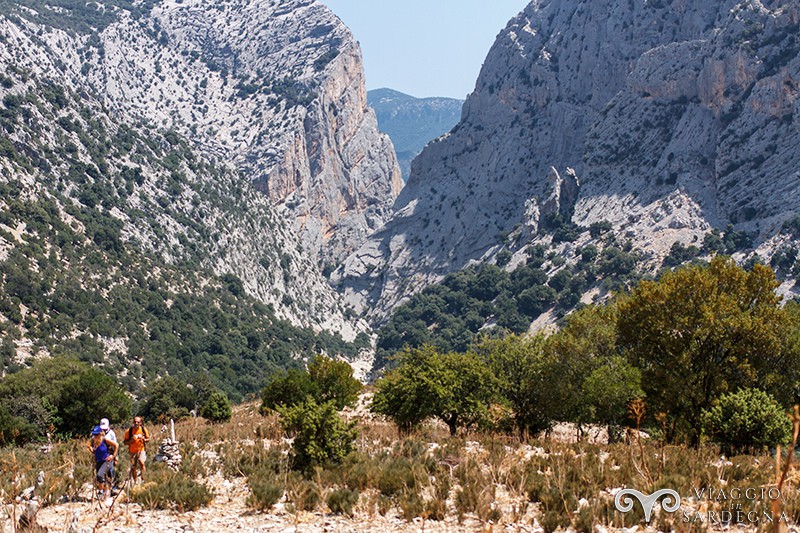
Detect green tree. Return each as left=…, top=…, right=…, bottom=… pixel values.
left=371, top=345, right=497, bottom=436
left=260, top=369, right=317, bottom=414
left=473, top=334, right=554, bottom=437
left=617, top=257, right=791, bottom=444
left=701, top=388, right=792, bottom=455
left=545, top=304, right=619, bottom=425
left=0, top=356, right=130, bottom=438
left=307, top=355, right=362, bottom=410
left=517, top=285, right=557, bottom=318
left=0, top=403, right=38, bottom=446
left=581, top=356, right=643, bottom=440
left=190, top=373, right=218, bottom=412
left=138, top=376, right=196, bottom=421
left=56, top=367, right=132, bottom=436
left=370, top=348, right=437, bottom=434
left=200, top=390, right=232, bottom=423
left=278, top=398, right=357, bottom=473
left=260, top=355, right=361, bottom=414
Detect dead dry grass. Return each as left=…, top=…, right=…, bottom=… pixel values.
left=1, top=401, right=799, bottom=532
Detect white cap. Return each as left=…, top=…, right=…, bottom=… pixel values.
left=99, top=418, right=110, bottom=430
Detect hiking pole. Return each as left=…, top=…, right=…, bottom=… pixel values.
left=91, top=468, right=133, bottom=533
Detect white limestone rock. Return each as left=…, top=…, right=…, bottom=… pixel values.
left=337, top=0, right=800, bottom=322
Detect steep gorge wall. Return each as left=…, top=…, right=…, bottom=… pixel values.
left=336, top=0, right=800, bottom=322
left=0, top=0, right=401, bottom=335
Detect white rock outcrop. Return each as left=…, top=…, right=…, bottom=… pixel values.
left=336, top=0, right=800, bottom=322
left=0, top=0, right=401, bottom=334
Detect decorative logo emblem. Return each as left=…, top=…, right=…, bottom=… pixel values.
left=614, top=488, right=681, bottom=522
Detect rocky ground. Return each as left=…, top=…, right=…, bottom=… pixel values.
left=0, top=402, right=542, bottom=532
left=0, top=402, right=791, bottom=533
left=8, top=455, right=540, bottom=533
left=22, top=480, right=522, bottom=532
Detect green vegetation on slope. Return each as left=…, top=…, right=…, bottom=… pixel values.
left=373, top=257, right=800, bottom=448
left=375, top=239, right=640, bottom=370
left=0, top=0, right=157, bottom=34
left=0, top=191, right=368, bottom=400
left=0, top=64, right=367, bottom=424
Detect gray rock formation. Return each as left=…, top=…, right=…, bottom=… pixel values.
left=336, top=0, right=800, bottom=322
left=88, top=0, right=402, bottom=266
left=0, top=0, right=401, bottom=334
left=368, top=88, right=463, bottom=181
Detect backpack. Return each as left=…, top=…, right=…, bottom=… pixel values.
left=124, top=425, right=149, bottom=445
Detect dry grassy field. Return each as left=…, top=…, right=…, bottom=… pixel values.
left=1, top=401, right=798, bottom=532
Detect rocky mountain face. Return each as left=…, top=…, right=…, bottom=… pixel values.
left=0, top=0, right=401, bottom=378
left=367, top=88, right=463, bottom=181
left=0, top=0, right=401, bottom=330
left=94, top=0, right=402, bottom=266
left=336, top=0, right=800, bottom=323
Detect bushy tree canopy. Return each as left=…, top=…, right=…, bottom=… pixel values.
left=0, top=356, right=130, bottom=441
left=260, top=355, right=362, bottom=414
left=472, top=334, right=554, bottom=437
left=307, top=355, right=362, bottom=410
left=372, top=345, right=497, bottom=436
left=201, top=390, right=232, bottom=423
left=617, top=256, right=796, bottom=443
left=138, top=376, right=196, bottom=421
left=372, top=257, right=800, bottom=446
left=581, top=356, right=643, bottom=432
left=279, top=398, right=358, bottom=473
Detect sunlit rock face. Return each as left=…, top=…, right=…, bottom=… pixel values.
left=336, top=0, right=800, bottom=323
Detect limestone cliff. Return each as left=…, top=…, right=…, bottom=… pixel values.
left=0, top=0, right=400, bottom=337
left=336, top=0, right=800, bottom=322
left=88, top=0, right=403, bottom=266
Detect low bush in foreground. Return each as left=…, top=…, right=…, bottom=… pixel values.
left=702, top=388, right=792, bottom=455
left=130, top=468, right=214, bottom=511
left=246, top=470, right=284, bottom=511
left=326, top=487, right=359, bottom=517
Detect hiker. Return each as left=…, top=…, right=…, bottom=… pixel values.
left=87, top=425, right=117, bottom=497
left=99, top=418, right=117, bottom=444
left=123, top=416, right=150, bottom=484
left=99, top=418, right=118, bottom=488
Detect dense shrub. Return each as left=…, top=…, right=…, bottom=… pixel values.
left=475, top=334, right=556, bottom=437
left=619, top=256, right=797, bottom=444
left=701, top=388, right=792, bottom=454
left=279, top=398, right=358, bottom=473
left=326, top=487, right=359, bottom=516
left=138, top=376, right=196, bottom=421
left=589, top=221, right=613, bottom=238
left=201, top=390, right=232, bottom=423
left=581, top=356, right=643, bottom=437
left=246, top=470, right=284, bottom=511
left=371, top=345, right=497, bottom=435
left=285, top=472, right=322, bottom=512
left=662, top=241, right=701, bottom=268
left=131, top=469, right=214, bottom=511
left=260, top=369, right=316, bottom=413
left=306, top=355, right=362, bottom=410
left=260, top=355, right=361, bottom=414
left=0, top=403, right=38, bottom=446
left=0, top=356, right=130, bottom=441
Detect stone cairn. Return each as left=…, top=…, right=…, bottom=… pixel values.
left=153, top=419, right=182, bottom=471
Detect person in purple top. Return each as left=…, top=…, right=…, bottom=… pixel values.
left=87, top=425, right=118, bottom=498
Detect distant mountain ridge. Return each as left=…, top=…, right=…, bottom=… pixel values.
left=367, top=88, right=462, bottom=181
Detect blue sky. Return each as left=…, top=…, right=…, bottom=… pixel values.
left=320, top=0, right=528, bottom=100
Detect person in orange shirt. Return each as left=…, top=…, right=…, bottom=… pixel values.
left=123, top=417, right=150, bottom=484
